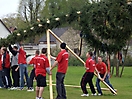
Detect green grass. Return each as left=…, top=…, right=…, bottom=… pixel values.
left=0, top=66, right=132, bottom=99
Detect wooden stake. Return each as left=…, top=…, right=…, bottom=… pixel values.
left=47, top=30, right=53, bottom=99
left=48, top=29, right=117, bottom=95
left=47, top=84, right=117, bottom=91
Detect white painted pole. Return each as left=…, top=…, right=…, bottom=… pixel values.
left=47, top=30, right=53, bottom=99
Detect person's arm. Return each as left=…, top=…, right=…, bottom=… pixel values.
left=15, top=66, right=19, bottom=71
left=50, top=61, right=58, bottom=71
left=85, top=60, right=89, bottom=70
left=2, top=52, right=6, bottom=68
left=95, top=66, right=102, bottom=79
left=9, top=45, right=17, bottom=56
left=101, top=63, right=107, bottom=81
left=102, top=70, right=107, bottom=81
left=46, top=67, right=52, bottom=75
left=50, top=55, right=56, bottom=60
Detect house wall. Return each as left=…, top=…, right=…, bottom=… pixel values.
left=0, top=21, right=10, bottom=38
left=55, top=27, right=88, bottom=56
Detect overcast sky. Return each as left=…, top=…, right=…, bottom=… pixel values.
left=0, top=0, right=19, bottom=18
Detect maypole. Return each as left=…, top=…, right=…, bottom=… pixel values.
left=47, top=30, right=53, bottom=99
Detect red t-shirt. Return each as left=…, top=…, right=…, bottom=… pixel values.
left=85, top=57, right=95, bottom=73
left=2, top=52, right=10, bottom=68
left=29, top=55, right=39, bottom=68
left=5, top=52, right=10, bottom=68
left=18, top=48, right=27, bottom=64
left=96, top=62, right=107, bottom=74
left=56, top=50, right=69, bottom=74
left=35, top=54, right=49, bottom=76
left=0, top=54, right=2, bottom=70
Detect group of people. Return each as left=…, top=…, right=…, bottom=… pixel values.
left=0, top=43, right=32, bottom=90
left=0, top=42, right=116, bottom=99
left=28, top=42, right=68, bottom=99
left=80, top=51, right=116, bottom=97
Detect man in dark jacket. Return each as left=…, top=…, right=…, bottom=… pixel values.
left=9, top=45, right=19, bottom=90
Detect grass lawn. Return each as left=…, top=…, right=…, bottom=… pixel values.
left=0, top=66, right=132, bottom=99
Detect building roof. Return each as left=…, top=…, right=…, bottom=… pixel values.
left=39, top=27, right=68, bottom=42
left=0, top=19, right=11, bottom=33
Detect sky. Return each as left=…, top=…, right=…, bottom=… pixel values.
left=0, top=0, right=20, bottom=18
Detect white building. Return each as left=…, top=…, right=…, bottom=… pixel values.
left=0, top=19, right=11, bottom=38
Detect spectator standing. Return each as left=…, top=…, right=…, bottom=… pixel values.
left=1, top=47, right=12, bottom=88
left=27, top=50, right=40, bottom=91
left=9, top=44, right=19, bottom=90
left=17, top=44, right=29, bottom=90
left=0, top=49, right=4, bottom=88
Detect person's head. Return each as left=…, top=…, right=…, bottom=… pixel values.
left=41, top=48, right=47, bottom=54
left=35, top=50, right=40, bottom=55
left=13, top=46, right=18, bottom=51
left=86, top=51, right=93, bottom=58
left=98, top=56, right=103, bottom=63
left=1, top=47, right=7, bottom=54
left=60, top=43, right=66, bottom=49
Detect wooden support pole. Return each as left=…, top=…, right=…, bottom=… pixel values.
left=48, top=29, right=117, bottom=95
left=48, top=29, right=85, bottom=64
left=47, top=30, right=53, bottom=99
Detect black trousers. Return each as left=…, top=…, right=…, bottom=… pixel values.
left=29, top=68, right=35, bottom=88
left=56, top=72, right=66, bottom=99
left=3, top=68, right=12, bottom=88
left=11, top=65, right=19, bottom=87
left=80, top=72, right=96, bottom=94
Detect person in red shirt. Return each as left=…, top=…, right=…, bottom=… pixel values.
left=27, top=50, right=40, bottom=91
left=95, top=56, right=115, bottom=95
left=0, top=49, right=4, bottom=88
left=50, top=43, right=69, bottom=99
left=35, top=48, right=51, bottom=99
left=80, top=51, right=96, bottom=97
left=1, top=47, right=12, bottom=88
left=16, top=44, right=29, bottom=90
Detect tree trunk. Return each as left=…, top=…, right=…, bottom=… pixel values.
left=120, top=41, right=129, bottom=77
left=111, top=54, right=116, bottom=75
left=78, top=38, right=82, bottom=56
left=116, top=58, right=119, bottom=77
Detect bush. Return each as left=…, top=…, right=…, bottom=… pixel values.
left=68, top=56, right=85, bottom=66
left=123, top=55, right=132, bottom=66
left=110, top=55, right=132, bottom=66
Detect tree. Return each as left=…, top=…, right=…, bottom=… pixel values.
left=18, top=0, right=46, bottom=43
left=18, top=0, right=45, bottom=24
left=2, top=13, right=29, bottom=30
left=80, top=0, right=132, bottom=76
left=1, top=0, right=132, bottom=77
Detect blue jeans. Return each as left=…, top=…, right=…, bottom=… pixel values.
left=96, top=74, right=114, bottom=94
left=56, top=72, right=66, bottom=99
left=19, top=64, right=29, bottom=88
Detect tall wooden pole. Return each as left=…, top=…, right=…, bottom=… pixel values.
left=48, top=29, right=117, bottom=95
left=47, top=30, right=53, bottom=99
